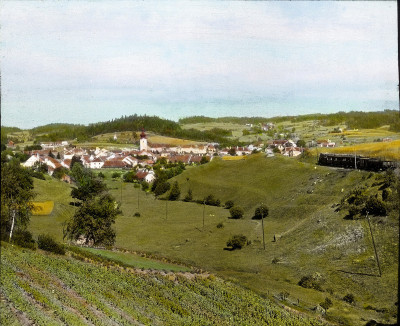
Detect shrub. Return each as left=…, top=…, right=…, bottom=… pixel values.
left=272, top=257, right=280, bottom=264
left=183, top=189, right=193, bottom=202
left=123, top=171, right=136, bottom=183
left=112, top=172, right=121, bottom=179
left=365, top=196, right=386, bottom=216
left=343, top=293, right=355, bottom=304
left=37, top=234, right=65, bottom=255
left=348, top=205, right=362, bottom=219
left=278, top=291, right=290, bottom=301
left=382, top=188, right=392, bottom=201
left=98, top=172, right=105, bottom=179
left=204, top=194, right=220, bottom=206
left=168, top=181, right=180, bottom=201
left=320, top=297, right=333, bottom=312
left=12, top=230, right=36, bottom=250
left=141, top=181, right=149, bottom=191
left=298, top=274, right=323, bottom=291
left=216, top=222, right=224, bottom=229
left=226, top=234, right=247, bottom=250
left=229, top=206, right=244, bottom=219
left=134, top=212, right=141, bottom=217
left=224, top=200, right=234, bottom=209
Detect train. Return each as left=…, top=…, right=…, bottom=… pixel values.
left=318, top=153, right=399, bottom=171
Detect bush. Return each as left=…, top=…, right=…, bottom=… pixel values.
left=365, top=196, right=386, bottom=216
left=216, top=222, right=224, bottom=229
left=134, top=212, right=141, bottom=217
left=98, top=172, right=105, bottom=179
left=154, top=181, right=171, bottom=196
left=320, top=297, right=333, bottom=312
left=37, top=234, right=65, bottom=255
left=204, top=194, right=220, bottom=206
left=229, top=206, right=244, bottom=219
left=168, top=181, right=181, bottom=201
left=112, top=172, right=121, bottom=179
left=12, top=230, right=36, bottom=250
left=224, top=200, right=234, bottom=209
left=141, top=181, right=149, bottom=191
left=298, top=274, right=323, bottom=291
left=123, top=171, right=136, bottom=183
left=183, top=189, right=193, bottom=202
left=226, top=234, right=247, bottom=250
left=343, top=293, right=355, bottom=304
left=272, top=257, right=280, bottom=264
left=382, top=188, right=392, bottom=201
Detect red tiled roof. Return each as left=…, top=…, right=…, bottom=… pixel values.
left=102, top=160, right=128, bottom=168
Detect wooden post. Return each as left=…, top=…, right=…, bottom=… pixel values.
left=137, top=189, right=139, bottom=210
left=262, top=212, right=266, bottom=250
left=165, top=200, right=168, bottom=220
left=366, top=211, right=382, bottom=277
left=203, top=201, right=205, bottom=228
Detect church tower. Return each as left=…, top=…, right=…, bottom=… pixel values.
left=139, top=129, right=148, bottom=151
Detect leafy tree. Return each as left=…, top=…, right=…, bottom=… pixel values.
left=1, top=160, right=36, bottom=241
left=253, top=204, right=269, bottom=219
left=229, top=206, right=244, bottom=219
left=168, top=181, right=181, bottom=200
left=123, top=171, right=136, bottom=183
left=53, top=167, right=68, bottom=180
left=226, top=234, right=248, bottom=250
left=112, top=172, right=121, bottom=179
left=154, top=181, right=170, bottom=197
left=98, top=171, right=105, bottom=179
left=296, top=139, right=306, bottom=147
left=183, top=189, right=193, bottom=202
left=12, top=230, right=36, bottom=250
left=70, top=164, right=106, bottom=201
left=141, top=181, right=149, bottom=191
left=56, top=152, right=61, bottom=159
left=70, top=155, right=83, bottom=169
left=204, top=194, right=220, bottom=206
left=64, top=193, right=119, bottom=247
left=228, top=147, right=236, bottom=156
left=200, top=156, right=209, bottom=164
left=48, top=150, right=55, bottom=158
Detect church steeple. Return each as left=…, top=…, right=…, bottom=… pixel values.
left=139, top=128, right=148, bottom=151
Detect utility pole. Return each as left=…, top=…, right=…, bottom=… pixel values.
left=165, top=200, right=168, bottom=220
left=137, top=189, right=139, bottom=210
left=366, top=211, right=382, bottom=277
left=203, top=200, right=205, bottom=228
left=262, top=211, right=266, bottom=250
left=354, top=152, right=357, bottom=170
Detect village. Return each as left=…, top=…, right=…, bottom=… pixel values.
left=18, top=129, right=339, bottom=182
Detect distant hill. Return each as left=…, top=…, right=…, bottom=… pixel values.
left=179, top=110, right=400, bottom=131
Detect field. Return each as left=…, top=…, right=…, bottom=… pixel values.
left=312, top=139, right=400, bottom=161
left=28, top=155, right=399, bottom=325
left=31, top=201, right=54, bottom=216
left=1, top=242, right=327, bottom=326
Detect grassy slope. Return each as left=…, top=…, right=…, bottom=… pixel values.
left=28, top=155, right=398, bottom=325
left=1, top=243, right=327, bottom=326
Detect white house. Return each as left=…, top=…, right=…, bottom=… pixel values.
left=88, top=158, right=104, bottom=169
left=22, top=154, right=41, bottom=168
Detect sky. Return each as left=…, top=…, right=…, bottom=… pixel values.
left=1, top=1, right=398, bottom=129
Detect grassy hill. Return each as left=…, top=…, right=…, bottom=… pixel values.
left=1, top=242, right=327, bottom=326
left=27, top=155, right=398, bottom=325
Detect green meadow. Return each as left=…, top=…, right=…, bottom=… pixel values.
left=29, top=154, right=398, bottom=325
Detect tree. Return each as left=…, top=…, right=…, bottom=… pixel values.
left=200, top=156, right=209, bottom=164
left=1, top=160, right=35, bottom=241
left=112, top=172, right=121, bottom=179
left=229, top=206, right=244, bottom=219
left=123, top=171, right=136, bottom=183
left=141, top=181, right=149, bottom=191
left=228, top=147, right=236, bottom=156
left=53, top=167, right=68, bottom=180
left=154, top=181, right=170, bottom=196
left=56, top=152, right=61, bottom=159
left=70, top=164, right=106, bottom=201
left=168, top=181, right=181, bottom=200
left=253, top=204, right=269, bottom=219
left=48, top=150, right=55, bottom=158
left=64, top=193, right=119, bottom=246
left=226, top=234, right=248, bottom=250
left=296, top=139, right=306, bottom=147
left=70, top=155, right=83, bottom=169
left=183, top=189, right=193, bottom=202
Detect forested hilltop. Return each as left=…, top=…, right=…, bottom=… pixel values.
left=29, top=115, right=232, bottom=144
left=179, top=110, right=400, bottom=131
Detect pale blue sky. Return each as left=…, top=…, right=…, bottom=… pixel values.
left=1, top=1, right=398, bottom=129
